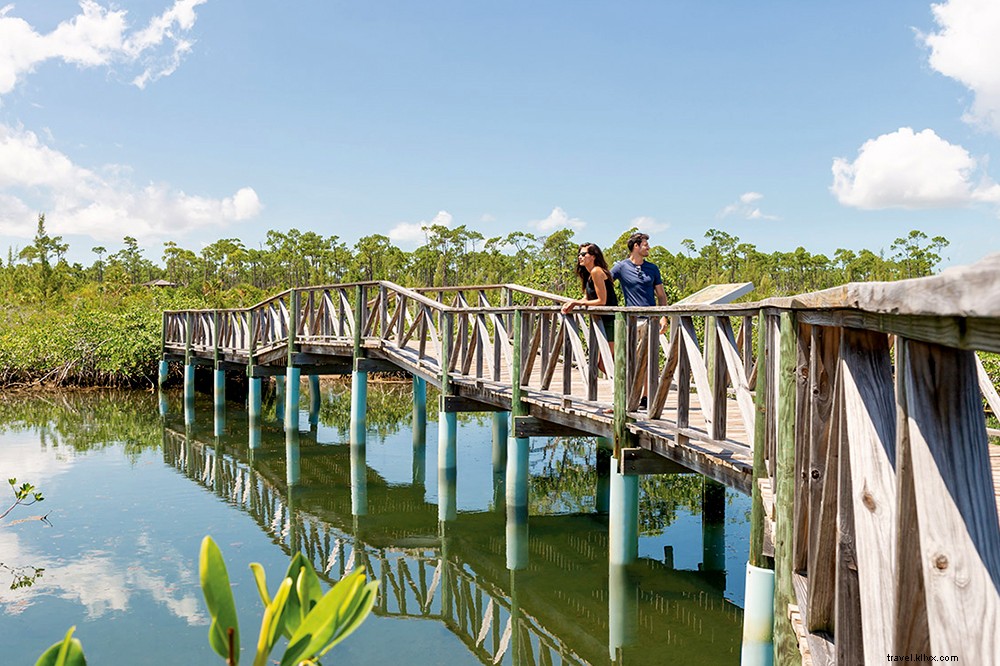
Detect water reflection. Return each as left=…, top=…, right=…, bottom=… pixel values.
left=1, top=387, right=746, bottom=665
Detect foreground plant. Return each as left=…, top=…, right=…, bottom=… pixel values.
left=200, top=535, right=379, bottom=666
left=35, top=536, right=378, bottom=665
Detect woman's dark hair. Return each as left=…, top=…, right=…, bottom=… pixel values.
left=575, top=243, right=612, bottom=290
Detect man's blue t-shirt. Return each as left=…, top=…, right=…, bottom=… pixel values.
left=611, top=259, right=662, bottom=307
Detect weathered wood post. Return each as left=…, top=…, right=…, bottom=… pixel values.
left=284, top=290, right=301, bottom=431
left=742, top=309, right=774, bottom=666
left=438, top=310, right=457, bottom=523
left=773, top=312, right=798, bottom=666
left=506, top=309, right=529, bottom=571
left=596, top=436, right=613, bottom=515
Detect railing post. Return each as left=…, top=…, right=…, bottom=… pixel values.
left=613, top=311, right=629, bottom=457
left=184, top=311, right=194, bottom=425
left=773, top=312, right=798, bottom=666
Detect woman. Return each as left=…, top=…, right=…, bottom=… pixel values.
left=561, top=243, right=617, bottom=369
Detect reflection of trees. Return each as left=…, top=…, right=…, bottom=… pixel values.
left=0, top=391, right=161, bottom=459
left=528, top=437, right=707, bottom=531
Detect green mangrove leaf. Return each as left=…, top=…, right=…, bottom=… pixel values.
left=279, top=568, right=378, bottom=666
left=253, top=577, right=292, bottom=666
left=249, top=562, right=271, bottom=606
left=35, top=626, right=86, bottom=666
left=199, top=536, right=240, bottom=664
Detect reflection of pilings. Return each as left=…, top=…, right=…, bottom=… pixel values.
left=158, top=391, right=168, bottom=418
left=596, top=437, right=612, bottom=515
left=608, top=561, right=638, bottom=660
left=275, top=376, right=286, bottom=423
left=702, top=478, right=727, bottom=576
left=412, top=377, right=427, bottom=487
left=351, top=443, right=368, bottom=516
left=506, top=436, right=529, bottom=570
left=285, top=425, right=300, bottom=486
left=350, top=370, right=368, bottom=446
left=158, top=359, right=169, bottom=389
left=438, top=412, right=457, bottom=522
left=214, top=369, right=226, bottom=437
left=308, top=375, right=321, bottom=427
left=285, top=367, right=301, bottom=431
left=492, top=413, right=508, bottom=509
left=248, top=377, right=262, bottom=451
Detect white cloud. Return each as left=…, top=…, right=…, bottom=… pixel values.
left=718, top=191, right=780, bottom=220
left=0, top=123, right=261, bottom=241
left=831, top=127, right=1000, bottom=209
left=531, top=206, right=586, bottom=233
left=630, top=215, right=669, bottom=233
left=388, top=209, right=453, bottom=247
left=0, top=0, right=207, bottom=97
left=921, top=0, right=1000, bottom=134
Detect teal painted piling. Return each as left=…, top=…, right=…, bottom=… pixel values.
left=284, top=367, right=300, bottom=431
left=158, top=360, right=169, bottom=390
left=740, top=564, right=775, bottom=666
left=609, top=462, right=638, bottom=565
left=275, top=376, right=286, bottom=423
left=213, top=369, right=226, bottom=437
left=438, top=411, right=457, bottom=522
left=350, top=370, right=368, bottom=446
left=308, top=375, right=321, bottom=427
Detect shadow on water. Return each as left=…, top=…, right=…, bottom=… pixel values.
left=1, top=385, right=746, bottom=665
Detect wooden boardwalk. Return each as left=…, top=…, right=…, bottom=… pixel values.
left=163, top=257, right=1000, bottom=665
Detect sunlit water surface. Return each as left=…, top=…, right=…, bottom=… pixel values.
left=0, top=384, right=749, bottom=665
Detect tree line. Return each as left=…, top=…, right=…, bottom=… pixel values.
left=1, top=214, right=950, bottom=306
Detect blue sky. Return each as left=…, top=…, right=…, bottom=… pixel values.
left=1, top=0, right=999, bottom=269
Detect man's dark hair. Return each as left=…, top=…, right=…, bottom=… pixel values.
left=627, top=232, right=649, bottom=252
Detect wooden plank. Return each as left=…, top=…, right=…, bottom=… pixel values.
left=898, top=338, right=1000, bottom=662
left=806, top=326, right=840, bottom=633
left=711, top=316, right=729, bottom=441
left=891, top=339, right=931, bottom=658
left=975, top=354, right=1000, bottom=418
left=840, top=327, right=897, bottom=666
left=717, top=317, right=757, bottom=435
left=514, top=416, right=592, bottom=437
left=835, top=397, right=864, bottom=665
left=774, top=312, right=799, bottom=666
left=793, top=322, right=811, bottom=574
left=749, top=310, right=770, bottom=568
left=620, top=447, right=691, bottom=475
left=441, top=395, right=508, bottom=413
left=648, top=319, right=680, bottom=420
left=679, top=316, right=715, bottom=430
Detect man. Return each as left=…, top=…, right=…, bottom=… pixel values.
left=610, top=232, right=669, bottom=334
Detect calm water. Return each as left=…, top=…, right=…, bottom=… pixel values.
left=0, top=384, right=749, bottom=665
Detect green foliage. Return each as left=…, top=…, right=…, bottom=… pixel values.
left=34, top=626, right=86, bottom=666
left=2, top=477, right=44, bottom=520
left=199, top=536, right=378, bottom=666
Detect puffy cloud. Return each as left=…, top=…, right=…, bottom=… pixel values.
left=531, top=206, right=586, bottom=233
left=831, top=127, right=1000, bottom=209
left=0, top=123, right=261, bottom=240
left=388, top=209, right=452, bottom=247
left=0, top=0, right=207, bottom=97
left=718, top=191, right=780, bottom=220
left=921, top=0, right=1000, bottom=134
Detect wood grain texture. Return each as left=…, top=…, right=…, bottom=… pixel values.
left=840, top=327, right=897, bottom=666
left=899, top=339, right=1000, bottom=662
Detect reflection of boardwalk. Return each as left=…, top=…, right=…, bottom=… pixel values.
left=162, top=425, right=744, bottom=664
